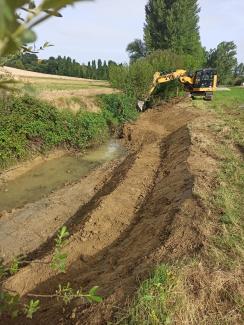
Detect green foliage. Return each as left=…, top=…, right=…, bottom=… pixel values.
left=56, top=283, right=102, bottom=304
left=206, top=41, right=238, bottom=84
left=99, top=93, right=138, bottom=124
left=0, top=92, right=137, bottom=169
left=51, top=226, right=69, bottom=273
left=118, top=265, right=175, bottom=324
left=0, top=291, right=20, bottom=319
left=126, top=39, right=147, bottom=63
left=143, top=0, right=204, bottom=66
left=9, top=258, right=20, bottom=275
left=193, top=88, right=244, bottom=267
left=0, top=0, right=88, bottom=57
left=55, top=226, right=69, bottom=248
left=24, top=299, right=40, bottom=319
left=109, top=50, right=196, bottom=100
left=232, top=63, right=244, bottom=86
left=0, top=94, right=115, bottom=169
left=0, top=226, right=103, bottom=319
left=87, top=286, right=103, bottom=303
left=5, top=54, right=114, bottom=80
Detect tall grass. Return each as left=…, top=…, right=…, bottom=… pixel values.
left=118, top=265, right=175, bottom=325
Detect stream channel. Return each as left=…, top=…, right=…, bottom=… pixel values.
left=0, top=140, right=125, bottom=211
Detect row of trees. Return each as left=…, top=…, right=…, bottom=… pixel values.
left=126, top=0, right=244, bottom=85
left=5, top=54, right=118, bottom=80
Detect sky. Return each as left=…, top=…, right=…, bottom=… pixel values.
left=35, top=0, right=244, bottom=64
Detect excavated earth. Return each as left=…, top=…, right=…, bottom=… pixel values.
left=2, top=100, right=219, bottom=324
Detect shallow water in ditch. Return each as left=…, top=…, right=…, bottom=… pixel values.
left=0, top=140, right=125, bottom=211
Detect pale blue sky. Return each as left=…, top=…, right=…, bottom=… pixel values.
left=35, top=0, right=244, bottom=64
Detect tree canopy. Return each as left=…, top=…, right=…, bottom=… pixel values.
left=127, top=0, right=204, bottom=66
left=144, top=0, right=204, bottom=60
left=126, top=39, right=147, bottom=63
left=206, top=41, right=238, bottom=84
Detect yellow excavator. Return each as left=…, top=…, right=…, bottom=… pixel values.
left=137, top=68, right=218, bottom=111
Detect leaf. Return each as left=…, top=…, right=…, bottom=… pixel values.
left=24, top=299, right=40, bottom=319
left=0, top=0, right=13, bottom=38
left=20, top=29, right=37, bottom=44
left=89, top=286, right=99, bottom=296
left=7, top=1, right=29, bottom=10
left=9, top=258, right=19, bottom=275
left=44, top=9, right=63, bottom=17
left=89, top=295, right=103, bottom=303
left=43, top=41, right=50, bottom=48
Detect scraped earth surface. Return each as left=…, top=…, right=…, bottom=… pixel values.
left=2, top=100, right=219, bottom=324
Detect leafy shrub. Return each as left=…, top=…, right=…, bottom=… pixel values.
left=72, top=111, right=109, bottom=148
left=99, top=93, right=138, bottom=124
left=109, top=50, right=201, bottom=100
left=0, top=93, right=138, bottom=169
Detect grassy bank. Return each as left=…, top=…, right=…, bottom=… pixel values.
left=0, top=93, right=137, bottom=170
left=117, top=88, right=244, bottom=324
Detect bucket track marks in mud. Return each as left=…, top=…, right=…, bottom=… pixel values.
left=3, top=101, right=217, bottom=325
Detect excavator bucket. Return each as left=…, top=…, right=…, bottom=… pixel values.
left=137, top=100, right=146, bottom=112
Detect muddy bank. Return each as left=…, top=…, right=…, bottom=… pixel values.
left=2, top=100, right=220, bottom=325
left=0, top=141, right=125, bottom=263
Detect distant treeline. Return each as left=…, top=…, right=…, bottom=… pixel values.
left=5, top=54, right=120, bottom=80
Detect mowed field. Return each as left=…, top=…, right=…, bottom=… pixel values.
left=1, top=66, right=116, bottom=112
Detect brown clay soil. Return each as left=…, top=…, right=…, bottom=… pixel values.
left=1, top=100, right=220, bottom=324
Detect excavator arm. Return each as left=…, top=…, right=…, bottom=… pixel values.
left=138, top=69, right=194, bottom=111
left=137, top=68, right=217, bottom=111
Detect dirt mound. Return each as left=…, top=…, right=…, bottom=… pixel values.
left=2, top=100, right=217, bottom=325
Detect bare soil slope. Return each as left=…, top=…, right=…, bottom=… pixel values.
left=3, top=100, right=220, bottom=324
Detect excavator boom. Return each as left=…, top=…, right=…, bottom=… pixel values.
left=138, top=68, right=217, bottom=111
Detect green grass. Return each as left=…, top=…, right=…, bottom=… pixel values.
left=0, top=93, right=137, bottom=170
left=205, top=89, right=244, bottom=270
left=116, top=265, right=175, bottom=325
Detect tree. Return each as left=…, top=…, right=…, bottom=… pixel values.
left=126, top=39, right=147, bottom=63
left=97, top=59, right=103, bottom=79
left=234, top=63, right=244, bottom=77
left=206, top=41, right=238, bottom=84
left=143, top=0, right=204, bottom=64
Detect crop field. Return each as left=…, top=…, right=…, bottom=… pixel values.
left=1, top=67, right=116, bottom=113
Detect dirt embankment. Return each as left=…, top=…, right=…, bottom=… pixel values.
left=2, top=100, right=219, bottom=324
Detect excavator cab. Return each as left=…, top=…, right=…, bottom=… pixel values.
left=191, top=68, right=217, bottom=100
